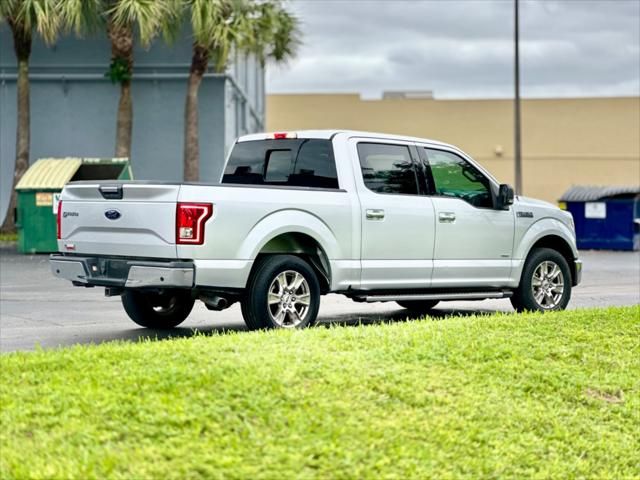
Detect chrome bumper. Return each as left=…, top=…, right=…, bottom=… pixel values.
left=50, top=255, right=194, bottom=288
left=574, top=259, right=583, bottom=286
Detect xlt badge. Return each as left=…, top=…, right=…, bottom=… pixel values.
left=516, top=211, right=534, bottom=218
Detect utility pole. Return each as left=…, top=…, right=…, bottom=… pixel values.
left=514, top=0, right=523, bottom=194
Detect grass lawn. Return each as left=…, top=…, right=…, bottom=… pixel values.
left=1, top=306, right=639, bottom=479
left=0, top=232, right=17, bottom=243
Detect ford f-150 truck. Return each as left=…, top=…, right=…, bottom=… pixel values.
left=51, top=130, right=582, bottom=330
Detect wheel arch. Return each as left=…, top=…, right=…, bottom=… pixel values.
left=252, top=232, right=332, bottom=293
left=524, top=234, right=578, bottom=285
left=514, top=217, right=579, bottom=285
left=237, top=209, right=341, bottom=293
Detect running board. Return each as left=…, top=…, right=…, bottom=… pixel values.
left=355, top=291, right=512, bottom=303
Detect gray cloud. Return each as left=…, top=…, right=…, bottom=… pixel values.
left=266, top=0, right=640, bottom=98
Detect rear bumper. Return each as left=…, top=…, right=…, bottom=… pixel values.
left=573, top=259, right=583, bottom=286
left=50, top=255, right=194, bottom=288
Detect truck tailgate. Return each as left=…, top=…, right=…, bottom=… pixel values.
left=58, top=183, right=180, bottom=258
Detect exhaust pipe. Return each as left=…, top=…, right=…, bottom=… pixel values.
left=201, top=295, right=229, bottom=311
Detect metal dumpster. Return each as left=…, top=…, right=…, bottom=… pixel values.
left=559, top=185, right=640, bottom=251
left=15, top=157, right=132, bottom=253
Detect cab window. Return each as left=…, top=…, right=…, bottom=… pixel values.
left=424, top=148, right=493, bottom=208
left=264, top=150, right=292, bottom=182
left=357, top=143, right=418, bottom=195
left=223, top=139, right=339, bottom=189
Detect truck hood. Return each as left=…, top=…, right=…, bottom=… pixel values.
left=515, top=195, right=557, bottom=209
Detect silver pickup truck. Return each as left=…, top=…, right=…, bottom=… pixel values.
left=51, top=130, right=581, bottom=329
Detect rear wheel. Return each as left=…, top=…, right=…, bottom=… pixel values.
left=241, top=255, right=321, bottom=330
left=121, top=289, right=195, bottom=329
left=511, top=247, right=571, bottom=312
left=396, top=300, right=439, bottom=313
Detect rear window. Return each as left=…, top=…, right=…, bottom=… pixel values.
left=222, top=139, right=339, bottom=189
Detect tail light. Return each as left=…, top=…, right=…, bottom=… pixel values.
left=56, top=200, right=63, bottom=239
left=176, top=203, right=213, bottom=245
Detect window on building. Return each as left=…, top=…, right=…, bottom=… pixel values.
left=357, top=143, right=418, bottom=195
left=223, top=139, right=339, bottom=189
left=424, top=148, right=493, bottom=208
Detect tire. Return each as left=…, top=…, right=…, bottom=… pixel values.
left=396, top=300, right=439, bottom=313
left=511, top=247, right=572, bottom=312
left=121, top=289, right=195, bottom=329
left=241, top=255, right=321, bottom=330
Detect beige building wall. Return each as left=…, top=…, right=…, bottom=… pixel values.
left=266, top=94, right=640, bottom=203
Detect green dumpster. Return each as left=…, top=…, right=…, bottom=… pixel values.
left=15, top=157, right=132, bottom=254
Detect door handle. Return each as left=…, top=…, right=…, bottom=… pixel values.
left=366, top=209, right=385, bottom=220
left=438, top=212, right=456, bottom=223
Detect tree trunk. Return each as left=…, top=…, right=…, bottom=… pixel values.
left=116, top=81, right=132, bottom=158
left=1, top=22, right=32, bottom=234
left=107, top=21, right=134, bottom=158
left=183, top=45, right=209, bottom=182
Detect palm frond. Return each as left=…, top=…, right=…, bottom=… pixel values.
left=0, top=0, right=20, bottom=21
left=107, top=0, right=173, bottom=46
left=184, top=0, right=299, bottom=73
left=13, top=0, right=62, bottom=44
left=269, top=5, right=299, bottom=63
left=160, top=0, right=186, bottom=45
left=59, top=0, right=104, bottom=37
left=187, top=0, right=240, bottom=71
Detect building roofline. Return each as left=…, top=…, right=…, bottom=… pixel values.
left=267, top=92, right=640, bottom=102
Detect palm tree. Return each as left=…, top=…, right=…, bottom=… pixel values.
left=61, top=0, right=174, bottom=158
left=0, top=0, right=62, bottom=233
left=182, top=0, right=299, bottom=181
left=245, top=0, right=300, bottom=66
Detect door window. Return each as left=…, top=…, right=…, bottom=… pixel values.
left=424, top=149, right=493, bottom=208
left=357, top=143, right=418, bottom=195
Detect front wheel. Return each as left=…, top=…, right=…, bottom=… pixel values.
left=121, top=289, right=195, bottom=329
left=511, top=248, right=572, bottom=312
left=241, top=255, right=321, bottom=330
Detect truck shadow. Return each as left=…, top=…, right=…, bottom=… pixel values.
left=94, top=307, right=500, bottom=346
left=317, top=307, right=499, bottom=328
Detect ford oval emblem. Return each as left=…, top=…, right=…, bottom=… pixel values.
left=104, top=209, right=121, bottom=220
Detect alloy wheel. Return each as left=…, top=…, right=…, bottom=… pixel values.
left=531, top=260, right=565, bottom=309
left=267, top=270, right=311, bottom=328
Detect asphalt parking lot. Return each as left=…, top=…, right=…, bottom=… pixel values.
left=0, top=245, right=638, bottom=352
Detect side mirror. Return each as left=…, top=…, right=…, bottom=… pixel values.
left=497, top=184, right=515, bottom=210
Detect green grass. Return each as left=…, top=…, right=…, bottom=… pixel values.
left=1, top=306, right=639, bottom=479
left=0, top=232, right=17, bottom=242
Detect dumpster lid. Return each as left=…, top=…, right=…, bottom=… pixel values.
left=15, top=157, right=129, bottom=190
left=16, top=158, right=82, bottom=190
left=559, top=185, right=640, bottom=202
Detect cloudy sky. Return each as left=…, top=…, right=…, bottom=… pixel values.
left=266, top=0, right=640, bottom=98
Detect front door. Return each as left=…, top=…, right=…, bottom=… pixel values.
left=351, top=139, right=436, bottom=290
left=421, top=147, right=515, bottom=288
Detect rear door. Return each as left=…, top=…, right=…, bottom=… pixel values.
left=420, top=147, right=515, bottom=287
left=350, top=139, right=436, bottom=290
left=59, top=182, right=180, bottom=258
